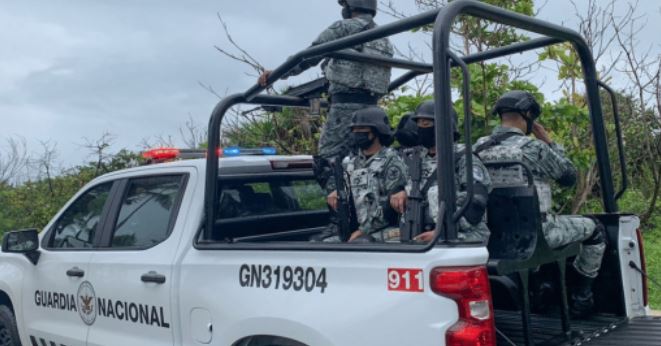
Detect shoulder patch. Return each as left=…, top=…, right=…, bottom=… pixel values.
left=387, top=165, right=404, bottom=181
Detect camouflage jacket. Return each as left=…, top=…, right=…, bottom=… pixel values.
left=474, top=126, right=577, bottom=213
left=405, top=146, right=492, bottom=242
left=286, top=14, right=394, bottom=96
left=342, top=147, right=407, bottom=235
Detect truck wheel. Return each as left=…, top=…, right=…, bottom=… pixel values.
left=0, top=306, right=20, bottom=346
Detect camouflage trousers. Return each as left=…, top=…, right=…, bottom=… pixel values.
left=543, top=215, right=605, bottom=278
left=321, top=227, right=400, bottom=243
left=334, top=224, right=489, bottom=244
left=458, top=218, right=491, bottom=244
left=318, top=102, right=371, bottom=160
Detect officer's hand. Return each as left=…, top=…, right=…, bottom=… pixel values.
left=258, top=70, right=273, bottom=87
left=389, top=191, right=407, bottom=214
left=327, top=191, right=338, bottom=211
left=349, top=230, right=365, bottom=242
left=414, top=231, right=436, bottom=243
left=532, top=122, right=553, bottom=144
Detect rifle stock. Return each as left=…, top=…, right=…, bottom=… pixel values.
left=329, top=158, right=357, bottom=242
left=401, top=149, right=424, bottom=241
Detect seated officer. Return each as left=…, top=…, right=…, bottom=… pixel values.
left=327, top=106, right=407, bottom=242
left=474, top=90, right=607, bottom=317
left=390, top=100, right=491, bottom=244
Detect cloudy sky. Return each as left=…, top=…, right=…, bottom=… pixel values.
left=1, top=0, right=660, bottom=167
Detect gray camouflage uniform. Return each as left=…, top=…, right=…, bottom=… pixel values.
left=287, top=14, right=394, bottom=161
left=336, top=147, right=407, bottom=240
left=407, top=145, right=492, bottom=243
left=475, top=126, right=605, bottom=278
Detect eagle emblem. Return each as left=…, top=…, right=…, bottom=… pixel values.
left=80, top=295, right=94, bottom=315
left=77, top=281, right=97, bottom=325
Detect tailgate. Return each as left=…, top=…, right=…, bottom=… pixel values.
left=496, top=312, right=661, bottom=345
left=580, top=316, right=661, bottom=346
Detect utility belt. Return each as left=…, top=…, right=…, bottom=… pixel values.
left=330, top=92, right=379, bottom=105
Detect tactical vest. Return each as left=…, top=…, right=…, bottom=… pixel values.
left=323, top=18, right=394, bottom=95
left=344, top=148, right=398, bottom=233
left=476, top=135, right=553, bottom=214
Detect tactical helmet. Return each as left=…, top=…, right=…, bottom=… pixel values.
left=411, top=100, right=461, bottom=141
left=491, top=90, right=541, bottom=121
left=338, top=0, right=377, bottom=16
left=394, top=112, right=419, bottom=148
left=350, top=106, right=393, bottom=138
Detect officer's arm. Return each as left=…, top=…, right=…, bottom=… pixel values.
left=381, top=158, right=407, bottom=216
left=285, top=20, right=350, bottom=77
left=533, top=141, right=577, bottom=187
left=383, top=158, right=408, bottom=197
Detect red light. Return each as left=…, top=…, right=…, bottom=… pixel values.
left=431, top=266, right=496, bottom=346
left=142, top=148, right=180, bottom=161
left=636, top=229, right=649, bottom=307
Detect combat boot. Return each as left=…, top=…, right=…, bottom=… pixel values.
left=570, top=273, right=595, bottom=319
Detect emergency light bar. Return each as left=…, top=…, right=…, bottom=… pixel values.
left=142, top=146, right=277, bottom=163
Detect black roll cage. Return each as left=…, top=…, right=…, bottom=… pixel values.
left=203, top=0, right=626, bottom=246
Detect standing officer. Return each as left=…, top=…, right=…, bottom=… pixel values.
left=327, top=107, right=407, bottom=242
left=259, top=0, right=394, bottom=171
left=474, top=90, right=606, bottom=317
left=390, top=100, right=491, bottom=243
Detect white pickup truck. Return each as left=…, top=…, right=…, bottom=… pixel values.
left=2, top=1, right=659, bottom=345
left=0, top=148, right=656, bottom=346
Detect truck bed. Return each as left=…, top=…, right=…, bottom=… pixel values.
left=496, top=310, right=661, bottom=345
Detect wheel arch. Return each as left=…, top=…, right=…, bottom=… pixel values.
left=232, top=335, right=309, bottom=346
left=0, top=289, right=13, bottom=312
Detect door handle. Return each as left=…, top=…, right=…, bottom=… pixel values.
left=141, top=271, right=166, bottom=284
left=66, top=267, right=85, bottom=278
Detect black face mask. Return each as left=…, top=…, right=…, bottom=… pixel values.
left=341, top=7, right=351, bottom=19
left=351, top=132, right=374, bottom=150
left=418, top=127, right=435, bottom=148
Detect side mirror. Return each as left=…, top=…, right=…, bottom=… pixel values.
left=2, top=229, right=40, bottom=265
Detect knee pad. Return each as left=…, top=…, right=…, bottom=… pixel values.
left=583, top=220, right=607, bottom=246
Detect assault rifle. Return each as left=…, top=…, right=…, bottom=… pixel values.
left=262, top=77, right=329, bottom=115
left=329, top=157, right=358, bottom=242
left=401, top=149, right=424, bottom=241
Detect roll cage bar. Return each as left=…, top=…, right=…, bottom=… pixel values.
left=203, top=0, right=626, bottom=244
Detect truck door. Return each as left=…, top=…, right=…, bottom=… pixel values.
left=22, top=182, right=115, bottom=346
left=85, top=174, right=189, bottom=346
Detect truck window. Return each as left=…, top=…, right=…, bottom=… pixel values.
left=217, top=177, right=326, bottom=219
left=110, top=175, right=185, bottom=249
left=214, top=177, right=328, bottom=240
left=49, top=182, right=113, bottom=249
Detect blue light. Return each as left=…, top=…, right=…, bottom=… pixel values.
left=223, top=147, right=241, bottom=157
left=222, top=146, right=277, bottom=157
left=261, top=147, right=277, bottom=155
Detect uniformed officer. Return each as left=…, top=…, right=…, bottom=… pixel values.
left=474, top=90, right=607, bottom=317
left=327, top=107, right=407, bottom=242
left=259, top=0, right=394, bottom=170
left=390, top=100, right=491, bottom=244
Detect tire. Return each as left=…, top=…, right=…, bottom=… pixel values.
left=0, top=306, right=20, bottom=346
